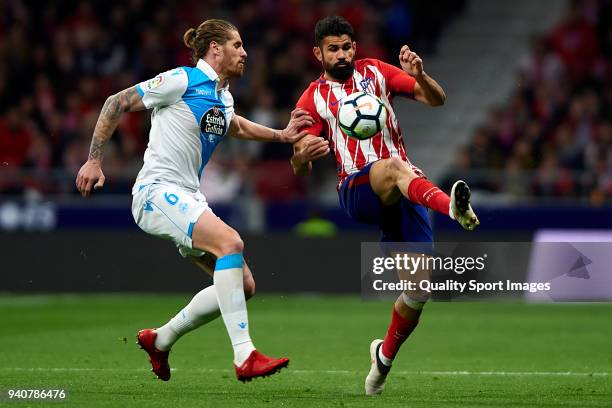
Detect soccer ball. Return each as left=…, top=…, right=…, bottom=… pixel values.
left=337, top=92, right=387, bottom=140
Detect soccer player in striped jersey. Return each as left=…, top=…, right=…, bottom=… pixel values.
left=290, top=16, right=479, bottom=395
left=76, top=19, right=313, bottom=382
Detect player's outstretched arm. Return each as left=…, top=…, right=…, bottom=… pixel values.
left=291, top=135, right=330, bottom=176
left=399, top=45, right=446, bottom=107
left=76, top=87, right=146, bottom=197
left=229, top=109, right=313, bottom=143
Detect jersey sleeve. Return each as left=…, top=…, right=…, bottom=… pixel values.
left=135, top=68, right=188, bottom=109
left=295, top=88, right=325, bottom=137
left=373, top=59, right=416, bottom=99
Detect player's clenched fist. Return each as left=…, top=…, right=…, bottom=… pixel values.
left=398, top=45, right=423, bottom=78
left=296, top=136, right=329, bottom=163
left=76, top=160, right=105, bottom=197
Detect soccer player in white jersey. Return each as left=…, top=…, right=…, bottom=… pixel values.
left=290, top=16, right=479, bottom=395
left=76, top=19, right=314, bottom=382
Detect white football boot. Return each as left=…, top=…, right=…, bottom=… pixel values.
left=450, top=180, right=479, bottom=231
left=365, top=339, right=390, bottom=395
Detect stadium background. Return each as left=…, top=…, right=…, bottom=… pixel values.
left=1, top=0, right=610, bottom=290
left=0, top=1, right=611, bottom=406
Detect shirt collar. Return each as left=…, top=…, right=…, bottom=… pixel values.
left=318, top=72, right=352, bottom=85
left=197, top=59, right=229, bottom=90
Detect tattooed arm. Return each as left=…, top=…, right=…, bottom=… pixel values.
left=76, top=87, right=145, bottom=197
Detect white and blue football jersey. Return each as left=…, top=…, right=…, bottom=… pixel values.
left=132, top=60, right=235, bottom=194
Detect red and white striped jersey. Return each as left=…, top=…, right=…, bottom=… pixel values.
left=296, top=58, right=425, bottom=188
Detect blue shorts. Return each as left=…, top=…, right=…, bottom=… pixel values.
left=338, top=162, right=433, bottom=244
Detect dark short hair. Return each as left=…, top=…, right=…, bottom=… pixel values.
left=314, top=16, right=354, bottom=46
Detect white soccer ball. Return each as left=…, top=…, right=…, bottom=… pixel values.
left=337, top=92, right=387, bottom=140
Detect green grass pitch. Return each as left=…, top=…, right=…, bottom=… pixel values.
left=0, top=294, right=610, bottom=407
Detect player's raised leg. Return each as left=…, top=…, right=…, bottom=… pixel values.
left=191, top=210, right=288, bottom=381
left=369, top=157, right=479, bottom=230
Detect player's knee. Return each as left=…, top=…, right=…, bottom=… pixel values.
left=385, top=157, right=405, bottom=174
left=387, top=157, right=421, bottom=187
left=244, top=276, right=256, bottom=299
left=218, top=232, right=244, bottom=256
left=379, top=157, right=408, bottom=184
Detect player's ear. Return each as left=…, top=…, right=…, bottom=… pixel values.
left=313, top=46, right=322, bottom=62
left=211, top=41, right=220, bottom=56
left=352, top=41, right=357, bottom=54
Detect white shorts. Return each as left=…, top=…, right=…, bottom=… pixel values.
left=131, top=183, right=209, bottom=257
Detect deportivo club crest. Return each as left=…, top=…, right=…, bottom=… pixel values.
left=200, top=106, right=227, bottom=137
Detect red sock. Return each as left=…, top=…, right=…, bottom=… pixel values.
left=407, top=177, right=450, bottom=216
left=381, top=307, right=419, bottom=361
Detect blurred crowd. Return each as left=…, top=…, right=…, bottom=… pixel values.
left=0, top=0, right=464, bottom=199
left=445, top=0, right=611, bottom=204
left=6, top=1, right=606, bottom=205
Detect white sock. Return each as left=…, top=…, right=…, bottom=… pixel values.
left=154, top=285, right=221, bottom=351
left=213, top=253, right=255, bottom=366
left=378, top=347, right=393, bottom=367
left=401, top=292, right=425, bottom=310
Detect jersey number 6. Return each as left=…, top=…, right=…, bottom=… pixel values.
left=164, top=192, right=179, bottom=206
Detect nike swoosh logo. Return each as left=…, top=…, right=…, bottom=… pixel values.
left=348, top=102, right=374, bottom=115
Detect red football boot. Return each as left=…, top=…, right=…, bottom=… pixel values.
left=234, top=350, right=289, bottom=382
left=136, top=329, right=171, bottom=381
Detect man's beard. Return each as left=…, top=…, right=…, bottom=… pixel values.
left=225, top=60, right=245, bottom=78
left=325, top=60, right=354, bottom=81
